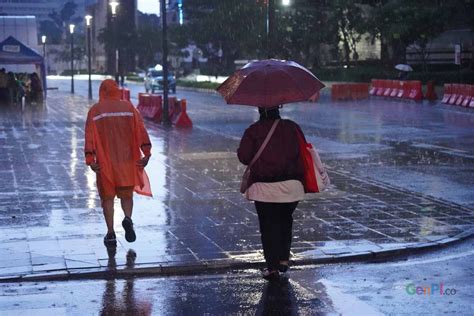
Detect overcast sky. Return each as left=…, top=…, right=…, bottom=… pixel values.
left=137, top=0, right=160, bottom=16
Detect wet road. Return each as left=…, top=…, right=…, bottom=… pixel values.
left=1, top=237, right=472, bottom=315
left=50, top=76, right=474, bottom=208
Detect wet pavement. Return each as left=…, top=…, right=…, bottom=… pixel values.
left=1, top=233, right=473, bottom=315
left=0, top=79, right=473, bottom=281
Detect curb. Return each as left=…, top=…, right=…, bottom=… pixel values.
left=1, top=229, right=472, bottom=283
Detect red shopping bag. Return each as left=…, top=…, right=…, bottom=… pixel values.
left=297, top=130, right=330, bottom=193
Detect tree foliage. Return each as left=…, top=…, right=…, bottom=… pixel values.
left=177, top=0, right=265, bottom=72
left=39, top=1, right=81, bottom=44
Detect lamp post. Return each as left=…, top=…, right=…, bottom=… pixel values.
left=41, top=35, right=47, bottom=76
left=266, top=0, right=290, bottom=58
left=41, top=35, right=46, bottom=57
left=69, top=24, right=75, bottom=94
left=85, top=15, right=93, bottom=99
left=161, top=0, right=170, bottom=125
left=109, top=0, right=119, bottom=84
left=266, top=0, right=274, bottom=58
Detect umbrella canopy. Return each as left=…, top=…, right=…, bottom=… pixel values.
left=216, top=59, right=325, bottom=107
left=395, top=64, right=413, bottom=72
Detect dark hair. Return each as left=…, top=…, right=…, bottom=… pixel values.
left=258, top=106, right=280, bottom=120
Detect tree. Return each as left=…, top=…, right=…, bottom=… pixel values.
left=364, top=0, right=456, bottom=68
left=273, top=0, right=337, bottom=68
left=135, top=21, right=162, bottom=69
left=177, top=0, right=265, bottom=72
left=39, top=1, right=81, bottom=44
left=325, top=0, right=365, bottom=65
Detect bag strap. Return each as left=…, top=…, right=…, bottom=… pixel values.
left=248, top=119, right=280, bottom=168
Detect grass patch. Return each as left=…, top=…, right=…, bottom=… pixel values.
left=177, top=80, right=220, bottom=90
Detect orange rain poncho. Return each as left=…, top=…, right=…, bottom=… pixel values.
left=84, top=79, right=152, bottom=197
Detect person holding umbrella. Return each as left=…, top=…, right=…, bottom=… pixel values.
left=395, top=64, right=413, bottom=81
left=217, top=59, right=325, bottom=281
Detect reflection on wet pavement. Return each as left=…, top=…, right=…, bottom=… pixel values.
left=0, top=89, right=472, bottom=279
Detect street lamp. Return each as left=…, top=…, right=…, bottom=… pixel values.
left=267, top=0, right=275, bottom=58
left=265, top=0, right=291, bottom=58
left=109, top=0, right=119, bottom=84
left=85, top=15, right=93, bottom=99
left=41, top=35, right=46, bottom=57
left=161, top=0, right=170, bottom=125
left=69, top=23, right=75, bottom=94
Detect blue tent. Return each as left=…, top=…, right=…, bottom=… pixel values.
left=0, top=36, right=47, bottom=96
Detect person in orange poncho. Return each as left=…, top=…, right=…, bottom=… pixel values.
left=85, top=79, right=152, bottom=247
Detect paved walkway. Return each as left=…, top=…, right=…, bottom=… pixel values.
left=0, top=90, right=473, bottom=281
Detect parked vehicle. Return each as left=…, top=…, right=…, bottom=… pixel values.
left=144, top=68, right=176, bottom=94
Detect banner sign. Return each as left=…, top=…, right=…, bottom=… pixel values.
left=2, top=45, right=20, bottom=53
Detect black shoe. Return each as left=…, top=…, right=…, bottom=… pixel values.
left=122, top=216, right=136, bottom=242
left=261, top=269, right=280, bottom=281
left=103, top=232, right=117, bottom=247
left=278, top=263, right=289, bottom=273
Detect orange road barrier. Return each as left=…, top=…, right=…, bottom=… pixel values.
left=441, top=83, right=474, bottom=107
left=448, top=84, right=461, bottom=105
left=408, top=81, right=423, bottom=102
left=401, top=81, right=412, bottom=99
left=173, top=99, right=193, bottom=128
left=167, top=97, right=178, bottom=120
left=441, top=84, right=453, bottom=103
left=137, top=93, right=149, bottom=112
left=455, top=84, right=467, bottom=106
left=391, top=81, right=402, bottom=98
left=376, top=80, right=386, bottom=96
left=370, top=79, right=425, bottom=102
left=331, top=83, right=369, bottom=101
left=461, top=85, right=474, bottom=107
left=369, top=79, right=377, bottom=95
left=425, top=81, right=438, bottom=102
left=149, top=95, right=163, bottom=122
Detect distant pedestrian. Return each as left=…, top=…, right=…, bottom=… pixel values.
left=0, top=68, right=8, bottom=104
left=6, top=72, right=20, bottom=104
left=398, top=71, right=409, bottom=81
left=26, top=72, right=43, bottom=104
left=238, top=106, right=306, bottom=281
left=84, top=79, right=152, bottom=247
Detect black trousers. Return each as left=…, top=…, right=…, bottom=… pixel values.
left=255, top=201, right=298, bottom=270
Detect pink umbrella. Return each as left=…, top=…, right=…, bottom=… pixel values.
left=217, top=59, right=325, bottom=107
